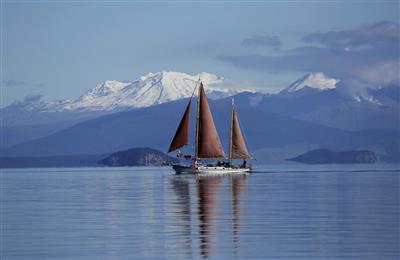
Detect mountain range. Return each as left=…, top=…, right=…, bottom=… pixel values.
left=3, top=71, right=246, bottom=119
left=1, top=71, right=399, bottom=163
left=1, top=71, right=251, bottom=128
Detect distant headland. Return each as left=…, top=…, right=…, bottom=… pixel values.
left=288, top=149, right=379, bottom=164
left=0, top=148, right=177, bottom=168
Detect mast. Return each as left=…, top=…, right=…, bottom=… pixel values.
left=196, top=83, right=225, bottom=159
left=195, top=82, right=201, bottom=160
left=229, top=97, right=234, bottom=160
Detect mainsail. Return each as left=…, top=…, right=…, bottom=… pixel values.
left=229, top=100, right=250, bottom=159
left=196, top=83, right=225, bottom=159
left=168, top=99, right=192, bottom=153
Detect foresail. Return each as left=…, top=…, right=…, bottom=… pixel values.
left=197, top=84, right=225, bottom=159
left=230, top=105, right=250, bottom=159
left=168, top=99, right=191, bottom=153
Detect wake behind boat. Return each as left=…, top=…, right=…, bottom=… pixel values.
left=167, top=82, right=252, bottom=174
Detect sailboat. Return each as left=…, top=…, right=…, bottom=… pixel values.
left=167, top=81, right=252, bottom=174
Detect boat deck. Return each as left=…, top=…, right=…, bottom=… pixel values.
left=172, top=164, right=251, bottom=174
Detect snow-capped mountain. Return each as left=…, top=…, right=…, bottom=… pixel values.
left=279, top=72, right=396, bottom=105
left=2, top=71, right=255, bottom=126
left=20, top=71, right=249, bottom=112
left=280, top=72, right=339, bottom=95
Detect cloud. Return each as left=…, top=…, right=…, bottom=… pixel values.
left=10, top=94, right=45, bottom=109
left=242, top=34, right=281, bottom=49
left=302, top=21, right=399, bottom=52
left=23, top=94, right=43, bottom=103
left=3, top=79, right=26, bottom=87
left=219, top=21, right=400, bottom=96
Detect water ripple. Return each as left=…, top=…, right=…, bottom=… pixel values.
left=2, top=165, right=399, bottom=259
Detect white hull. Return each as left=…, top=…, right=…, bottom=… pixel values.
left=172, top=164, right=251, bottom=175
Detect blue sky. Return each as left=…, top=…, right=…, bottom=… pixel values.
left=2, top=1, right=399, bottom=106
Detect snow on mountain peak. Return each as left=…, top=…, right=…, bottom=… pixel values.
left=282, top=72, right=339, bottom=94
left=29, top=71, right=246, bottom=112
left=90, top=80, right=131, bottom=95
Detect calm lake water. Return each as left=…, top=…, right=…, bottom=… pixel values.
left=2, top=164, right=399, bottom=259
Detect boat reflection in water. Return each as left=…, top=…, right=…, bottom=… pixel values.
left=196, top=175, right=224, bottom=257
left=169, top=173, right=249, bottom=258
left=230, top=174, right=248, bottom=257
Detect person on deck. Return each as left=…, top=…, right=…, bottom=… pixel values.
left=242, top=160, right=247, bottom=168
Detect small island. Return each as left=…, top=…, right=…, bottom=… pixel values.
left=288, top=149, right=379, bottom=164
left=98, top=147, right=178, bottom=167
left=0, top=148, right=177, bottom=168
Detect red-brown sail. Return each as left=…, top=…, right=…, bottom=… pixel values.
left=168, top=99, right=191, bottom=153
left=229, top=102, right=250, bottom=159
left=196, top=84, right=225, bottom=159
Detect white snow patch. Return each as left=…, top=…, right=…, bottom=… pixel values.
left=26, top=71, right=251, bottom=112
left=284, top=72, right=339, bottom=93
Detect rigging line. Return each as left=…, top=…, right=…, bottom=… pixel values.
left=184, top=80, right=200, bottom=150
left=178, top=80, right=201, bottom=154
left=167, top=80, right=200, bottom=154
left=190, top=78, right=200, bottom=100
